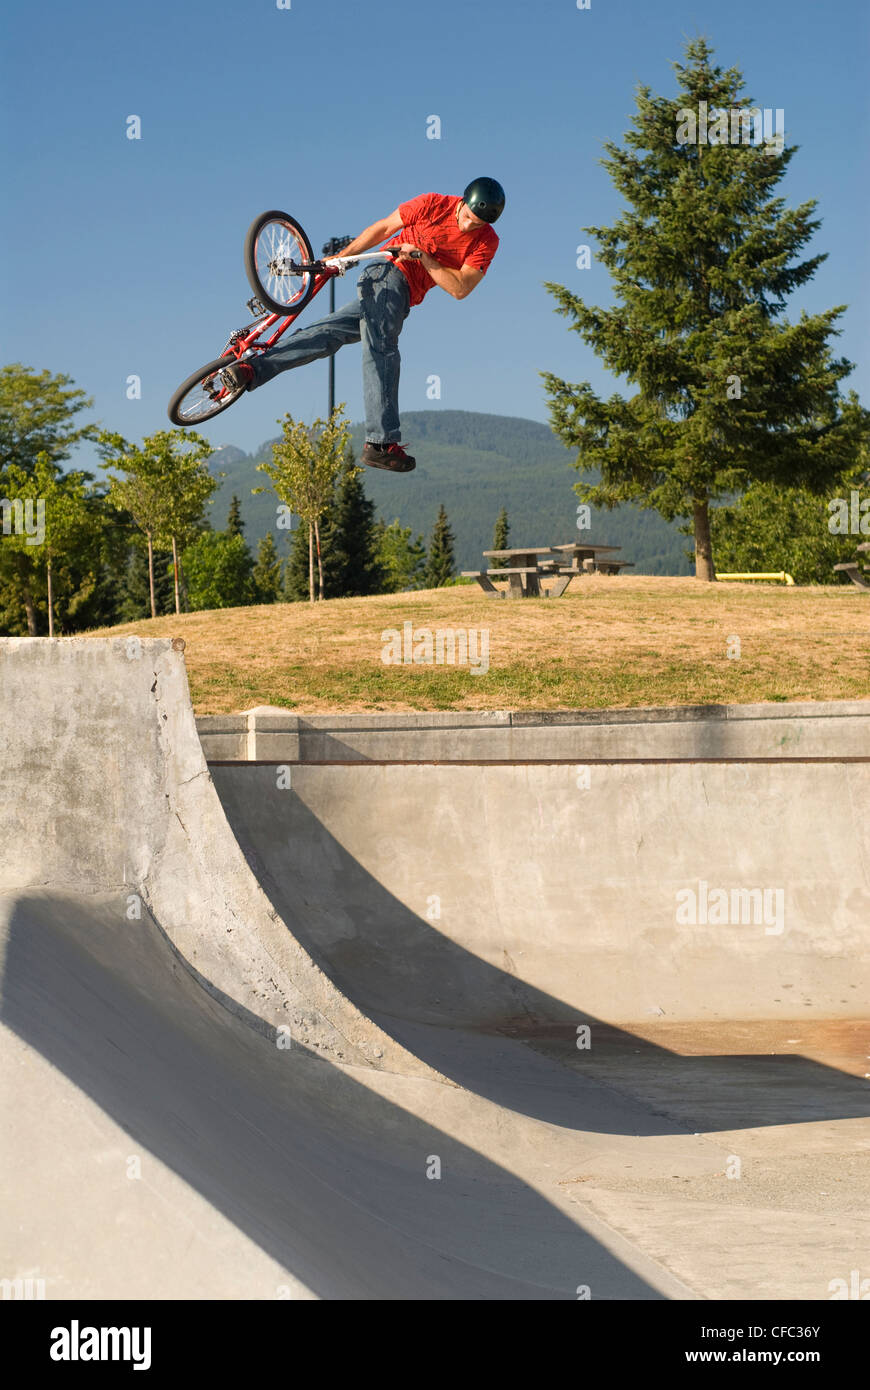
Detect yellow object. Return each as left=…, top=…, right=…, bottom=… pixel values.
left=717, top=572, right=795, bottom=585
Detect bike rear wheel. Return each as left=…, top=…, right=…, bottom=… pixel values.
left=167, top=355, right=247, bottom=425
left=244, top=210, right=316, bottom=317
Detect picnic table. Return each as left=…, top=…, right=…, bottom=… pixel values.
left=462, top=543, right=634, bottom=598
left=549, top=543, right=635, bottom=576
left=834, top=541, right=870, bottom=591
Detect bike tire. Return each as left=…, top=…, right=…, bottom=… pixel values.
left=167, top=355, right=246, bottom=426
left=244, top=210, right=317, bottom=317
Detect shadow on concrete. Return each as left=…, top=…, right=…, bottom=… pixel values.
left=211, top=769, right=869, bottom=1136
left=0, top=891, right=666, bottom=1300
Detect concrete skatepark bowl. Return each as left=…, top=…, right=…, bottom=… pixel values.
left=1, top=636, right=868, bottom=1300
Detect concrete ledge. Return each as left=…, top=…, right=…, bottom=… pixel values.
left=197, top=700, right=870, bottom=763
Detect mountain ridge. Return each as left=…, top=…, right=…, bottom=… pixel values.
left=206, top=410, right=691, bottom=575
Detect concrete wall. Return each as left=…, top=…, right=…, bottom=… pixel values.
left=211, top=759, right=870, bottom=1028
left=198, top=699, right=870, bottom=763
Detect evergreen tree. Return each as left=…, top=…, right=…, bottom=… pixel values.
left=542, top=37, right=868, bottom=581
left=283, top=517, right=322, bottom=601
left=252, top=532, right=284, bottom=603
left=425, top=504, right=456, bottom=587
left=492, top=507, right=510, bottom=567
left=329, top=460, right=383, bottom=597
left=374, top=519, right=427, bottom=592
left=226, top=494, right=245, bottom=536
left=114, top=536, right=175, bottom=622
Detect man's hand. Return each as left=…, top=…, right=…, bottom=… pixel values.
left=392, top=243, right=483, bottom=299
left=391, top=242, right=427, bottom=262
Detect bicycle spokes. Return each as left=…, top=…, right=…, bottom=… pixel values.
left=254, top=219, right=312, bottom=309
left=173, top=366, right=237, bottom=423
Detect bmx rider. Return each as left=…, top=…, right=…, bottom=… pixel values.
left=221, top=177, right=505, bottom=472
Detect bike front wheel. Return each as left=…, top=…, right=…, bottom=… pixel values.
left=244, top=210, right=317, bottom=317
left=167, top=355, right=247, bottom=425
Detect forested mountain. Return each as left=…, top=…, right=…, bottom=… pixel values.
left=207, top=411, right=691, bottom=575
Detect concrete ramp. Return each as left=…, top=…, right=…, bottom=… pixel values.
left=0, top=636, right=435, bottom=1077
left=2, top=637, right=868, bottom=1300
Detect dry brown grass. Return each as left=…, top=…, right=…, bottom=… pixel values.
left=85, top=574, right=870, bottom=715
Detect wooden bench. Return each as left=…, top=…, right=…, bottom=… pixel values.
left=835, top=541, right=870, bottom=590
left=462, top=567, right=576, bottom=598
left=595, top=560, right=635, bottom=575
left=834, top=561, right=870, bottom=590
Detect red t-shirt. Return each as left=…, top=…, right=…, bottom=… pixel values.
left=382, top=192, right=499, bottom=307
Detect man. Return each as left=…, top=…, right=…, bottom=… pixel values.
left=221, top=177, right=505, bottom=472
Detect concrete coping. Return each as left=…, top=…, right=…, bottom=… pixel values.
left=202, top=699, right=870, bottom=731
left=196, top=700, right=870, bottom=763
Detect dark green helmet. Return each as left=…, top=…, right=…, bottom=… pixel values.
left=461, top=177, right=505, bottom=224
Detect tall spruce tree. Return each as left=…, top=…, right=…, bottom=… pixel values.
left=282, top=509, right=339, bottom=600
left=329, top=460, right=383, bottom=597
left=115, top=536, right=175, bottom=621
left=492, top=507, right=510, bottom=568
left=252, top=532, right=284, bottom=603
left=542, top=37, right=867, bottom=580
left=226, top=495, right=245, bottom=536
left=425, top=504, right=456, bottom=587
left=374, top=519, right=427, bottom=592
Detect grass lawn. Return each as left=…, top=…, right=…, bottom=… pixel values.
left=85, top=575, right=870, bottom=716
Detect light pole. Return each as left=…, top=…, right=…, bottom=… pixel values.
left=321, top=235, right=353, bottom=418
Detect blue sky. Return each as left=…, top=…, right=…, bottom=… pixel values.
left=1, top=0, right=867, bottom=470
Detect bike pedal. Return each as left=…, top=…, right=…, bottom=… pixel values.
left=246, top=295, right=267, bottom=317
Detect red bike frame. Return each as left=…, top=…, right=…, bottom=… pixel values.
left=222, top=247, right=416, bottom=369
left=225, top=269, right=333, bottom=364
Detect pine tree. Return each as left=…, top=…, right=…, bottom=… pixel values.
left=252, top=532, right=283, bottom=603
left=492, top=507, right=510, bottom=568
left=425, top=504, right=456, bottom=587
left=114, top=536, right=175, bottom=621
left=283, top=520, right=308, bottom=601
left=226, top=494, right=245, bottom=536
left=374, top=519, right=427, bottom=592
left=329, top=460, right=383, bottom=597
left=283, top=517, right=334, bottom=601
left=542, top=37, right=868, bottom=581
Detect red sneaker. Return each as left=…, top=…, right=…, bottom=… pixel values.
left=361, top=441, right=416, bottom=472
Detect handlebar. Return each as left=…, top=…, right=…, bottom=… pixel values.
left=299, top=247, right=424, bottom=276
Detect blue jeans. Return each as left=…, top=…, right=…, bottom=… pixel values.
left=248, top=262, right=411, bottom=443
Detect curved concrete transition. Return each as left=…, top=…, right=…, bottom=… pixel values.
left=1, top=637, right=868, bottom=1301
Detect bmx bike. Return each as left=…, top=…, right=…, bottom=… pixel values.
left=167, top=210, right=420, bottom=426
